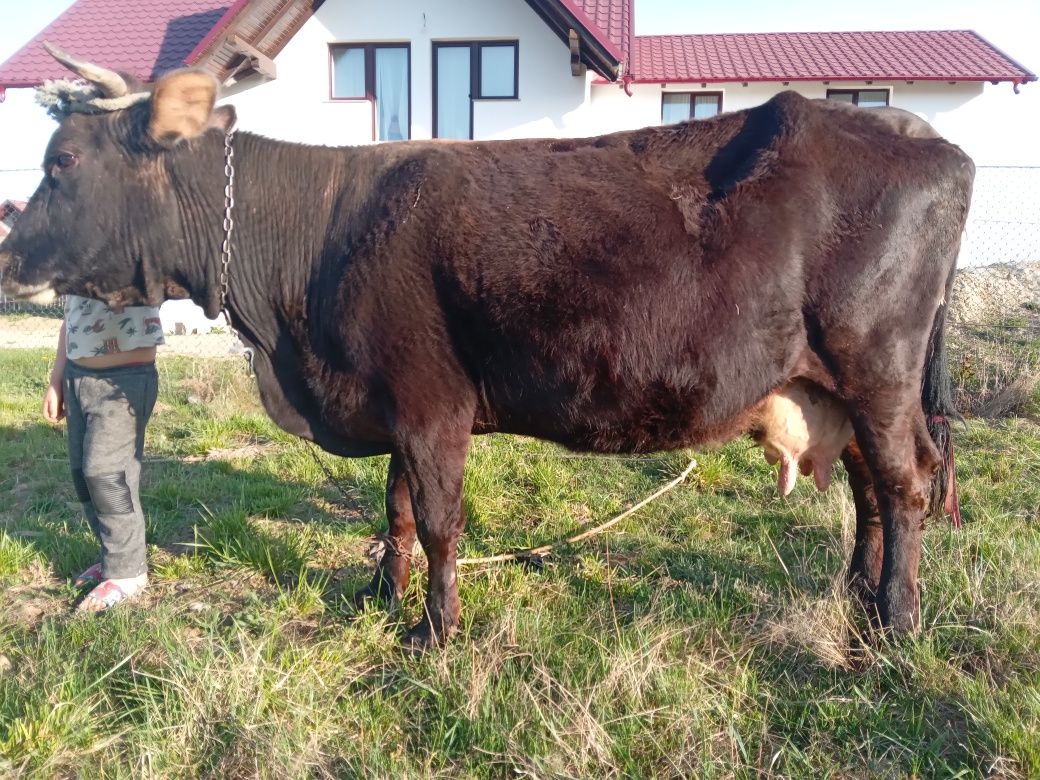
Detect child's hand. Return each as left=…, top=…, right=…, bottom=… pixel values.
left=43, top=383, right=65, bottom=423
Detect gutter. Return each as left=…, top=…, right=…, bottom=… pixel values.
left=620, top=74, right=1036, bottom=89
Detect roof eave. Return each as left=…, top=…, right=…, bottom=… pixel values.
left=185, top=0, right=254, bottom=66
left=188, top=0, right=328, bottom=85
left=623, top=74, right=1037, bottom=86
left=523, top=0, right=623, bottom=80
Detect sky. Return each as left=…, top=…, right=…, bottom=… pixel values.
left=1, top=0, right=1037, bottom=199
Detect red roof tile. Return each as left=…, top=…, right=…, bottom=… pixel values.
left=0, top=0, right=233, bottom=89
left=630, top=31, right=1036, bottom=86
left=570, top=0, right=632, bottom=64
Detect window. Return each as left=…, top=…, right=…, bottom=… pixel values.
left=826, top=89, right=890, bottom=107
left=661, top=92, right=723, bottom=123
left=433, top=41, right=519, bottom=139
left=330, top=43, right=411, bottom=141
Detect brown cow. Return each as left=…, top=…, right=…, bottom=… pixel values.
left=0, top=48, right=973, bottom=647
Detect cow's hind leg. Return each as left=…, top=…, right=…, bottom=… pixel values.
left=355, top=451, right=416, bottom=605
left=845, top=393, right=939, bottom=633
left=842, top=439, right=883, bottom=613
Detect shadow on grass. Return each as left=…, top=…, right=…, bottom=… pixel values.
left=3, top=421, right=859, bottom=640
left=0, top=421, right=383, bottom=584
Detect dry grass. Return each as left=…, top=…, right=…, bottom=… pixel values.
left=0, top=349, right=1038, bottom=778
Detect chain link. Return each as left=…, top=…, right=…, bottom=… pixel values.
left=219, top=130, right=235, bottom=311
left=219, top=131, right=254, bottom=375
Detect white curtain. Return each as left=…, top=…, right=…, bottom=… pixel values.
left=857, top=90, right=889, bottom=107
left=375, top=48, right=408, bottom=141
left=692, top=95, right=719, bottom=119
left=662, top=93, right=691, bottom=124
left=332, top=48, right=365, bottom=98
left=437, top=46, right=471, bottom=139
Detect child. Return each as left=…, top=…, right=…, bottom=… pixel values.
left=43, top=295, right=164, bottom=611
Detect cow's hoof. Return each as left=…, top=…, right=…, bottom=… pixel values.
left=847, top=575, right=876, bottom=606
left=847, top=576, right=881, bottom=624
left=351, top=574, right=403, bottom=609
left=350, top=585, right=384, bottom=610
left=401, top=618, right=453, bottom=653
left=845, top=625, right=877, bottom=669
left=878, top=583, right=920, bottom=635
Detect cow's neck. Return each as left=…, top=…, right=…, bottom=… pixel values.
left=168, top=131, right=353, bottom=354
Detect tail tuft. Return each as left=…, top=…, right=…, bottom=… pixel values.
left=926, top=414, right=962, bottom=528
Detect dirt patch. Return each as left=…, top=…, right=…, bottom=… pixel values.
left=184, top=442, right=280, bottom=462
left=3, top=577, right=68, bottom=629
left=951, top=262, right=1040, bottom=325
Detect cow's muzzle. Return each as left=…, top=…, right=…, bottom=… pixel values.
left=0, top=249, right=59, bottom=303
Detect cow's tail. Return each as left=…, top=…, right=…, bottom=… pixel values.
left=922, top=265, right=963, bottom=528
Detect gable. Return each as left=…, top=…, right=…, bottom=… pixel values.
left=0, top=0, right=628, bottom=95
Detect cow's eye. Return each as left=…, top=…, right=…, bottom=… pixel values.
left=54, top=152, right=78, bottom=171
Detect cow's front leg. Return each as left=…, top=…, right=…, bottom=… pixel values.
left=355, top=451, right=416, bottom=605
left=399, top=423, right=470, bottom=649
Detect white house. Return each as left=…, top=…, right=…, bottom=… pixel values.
left=2, top=0, right=1033, bottom=150
left=0, top=0, right=1035, bottom=329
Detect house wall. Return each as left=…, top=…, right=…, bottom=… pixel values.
left=586, top=80, right=1010, bottom=165
left=223, top=0, right=594, bottom=143
left=217, top=0, right=1029, bottom=166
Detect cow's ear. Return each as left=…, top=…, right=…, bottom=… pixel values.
left=208, top=105, right=237, bottom=134
left=148, top=70, right=221, bottom=146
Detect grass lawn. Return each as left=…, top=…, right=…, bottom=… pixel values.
left=0, top=348, right=1038, bottom=778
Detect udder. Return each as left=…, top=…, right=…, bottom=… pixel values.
left=750, top=379, right=853, bottom=496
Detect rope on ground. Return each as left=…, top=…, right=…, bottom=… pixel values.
left=456, top=457, right=697, bottom=567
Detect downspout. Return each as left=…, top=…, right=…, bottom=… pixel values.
left=619, top=60, right=632, bottom=96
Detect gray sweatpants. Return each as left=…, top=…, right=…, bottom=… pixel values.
left=64, top=361, right=158, bottom=579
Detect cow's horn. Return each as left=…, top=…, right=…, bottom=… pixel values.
left=43, top=41, right=129, bottom=98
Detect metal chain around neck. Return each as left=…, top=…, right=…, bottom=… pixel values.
left=219, top=130, right=254, bottom=375
left=219, top=130, right=236, bottom=320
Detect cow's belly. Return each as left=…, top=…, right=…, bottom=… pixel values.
left=481, top=355, right=786, bottom=453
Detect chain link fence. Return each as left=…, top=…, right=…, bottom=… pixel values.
left=2, top=165, right=1038, bottom=416
left=0, top=296, right=242, bottom=358
left=948, top=166, right=1040, bottom=417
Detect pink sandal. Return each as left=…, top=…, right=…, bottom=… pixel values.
left=76, top=575, right=148, bottom=613
left=74, top=562, right=104, bottom=588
